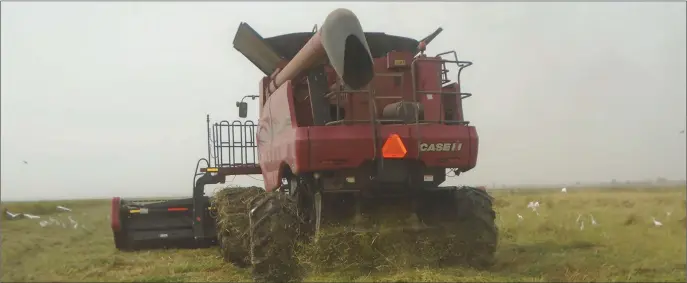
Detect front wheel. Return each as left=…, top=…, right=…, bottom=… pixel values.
left=213, top=186, right=263, bottom=268
left=249, top=192, right=303, bottom=283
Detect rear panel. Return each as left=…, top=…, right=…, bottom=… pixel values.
left=304, top=123, right=477, bottom=172
left=256, top=41, right=476, bottom=191
left=298, top=50, right=477, bottom=176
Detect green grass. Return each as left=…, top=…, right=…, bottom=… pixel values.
left=1, top=186, right=685, bottom=282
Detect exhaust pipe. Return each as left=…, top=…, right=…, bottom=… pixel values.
left=267, top=8, right=374, bottom=95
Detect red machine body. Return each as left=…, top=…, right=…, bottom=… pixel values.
left=237, top=9, right=478, bottom=192
left=257, top=56, right=477, bottom=192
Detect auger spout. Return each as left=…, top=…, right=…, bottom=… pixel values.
left=267, top=8, right=374, bottom=95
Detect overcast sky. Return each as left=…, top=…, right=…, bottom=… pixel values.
left=1, top=2, right=685, bottom=201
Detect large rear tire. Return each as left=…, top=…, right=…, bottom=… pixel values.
left=453, top=187, right=498, bottom=268
left=213, top=186, right=263, bottom=268
left=249, top=192, right=302, bottom=283
left=417, top=186, right=498, bottom=269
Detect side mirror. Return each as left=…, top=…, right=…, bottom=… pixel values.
left=236, top=101, right=248, bottom=118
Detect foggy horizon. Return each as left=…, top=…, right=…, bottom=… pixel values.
left=1, top=2, right=685, bottom=201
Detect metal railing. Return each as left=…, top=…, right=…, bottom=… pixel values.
left=320, top=50, right=475, bottom=160
left=323, top=50, right=473, bottom=127
left=205, top=116, right=259, bottom=168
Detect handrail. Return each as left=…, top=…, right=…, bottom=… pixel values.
left=206, top=119, right=260, bottom=168
left=320, top=50, right=473, bottom=160
left=323, top=50, right=473, bottom=126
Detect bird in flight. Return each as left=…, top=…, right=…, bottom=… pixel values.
left=22, top=160, right=28, bottom=165
left=680, top=130, right=685, bottom=134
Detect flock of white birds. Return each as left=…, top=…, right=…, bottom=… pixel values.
left=3, top=205, right=90, bottom=231
left=511, top=187, right=669, bottom=230
left=3, top=186, right=676, bottom=234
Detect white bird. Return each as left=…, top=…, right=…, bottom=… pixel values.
left=576, top=213, right=582, bottom=223
left=24, top=214, right=40, bottom=219
left=666, top=211, right=672, bottom=217
left=517, top=213, right=524, bottom=221
left=652, top=217, right=663, bottom=227
left=527, top=201, right=540, bottom=215
left=4, top=211, right=23, bottom=219
left=590, top=214, right=598, bottom=225
left=5, top=211, right=24, bottom=219
left=527, top=201, right=540, bottom=209
left=39, top=220, right=49, bottom=227
left=580, top=220, right=585, bottom=230
left=56, top=206, right=72, bottom=212
left=67, top=216, right=79, bottom=229
left=561, top=187, right=567, bottom=193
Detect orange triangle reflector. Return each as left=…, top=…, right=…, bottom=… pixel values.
left=382, top=133, right=407, bottom=159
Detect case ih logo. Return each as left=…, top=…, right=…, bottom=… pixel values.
left=420, top=142, right=462, bottom=152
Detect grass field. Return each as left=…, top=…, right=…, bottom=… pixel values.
left=1, top=186, right=685, bottom=282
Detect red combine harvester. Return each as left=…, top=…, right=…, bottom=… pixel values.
left=111, top=8, right=497, bottom=282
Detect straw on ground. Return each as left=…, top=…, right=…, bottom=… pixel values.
left=1, top=186, right=685, bottom=282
